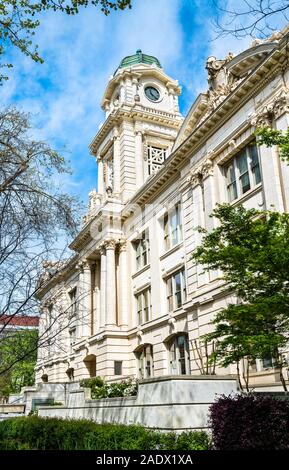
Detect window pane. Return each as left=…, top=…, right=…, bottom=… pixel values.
left=114, top=361, right=122, bottom=375
left=174, top=272, right=182, bottom=308
left=177, top=335, right=188, bottom=375
left=228, top=182, right=237, bottom=202
left=174, top=272, right=181, bottom=291
left=250, top=144, right=261, bottom=185
left=137, top=295, right=142, bottom=324
left=240, top=172, right=250, bottom=194
left=170, top=341, right=177, bottom=373
left=164, top=213, right=169, bottom=250
left=226, top=164, right=237, bottom=201
left=181, top=271, right=187, bottom=303
left=237, top=151, right=248, bottom=175
left=226, top=164, right=236, bottom=184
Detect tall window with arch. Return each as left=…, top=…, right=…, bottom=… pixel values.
left=136, top=344, right=154, bottom=379
left=168, top=334, right=190, bottom=375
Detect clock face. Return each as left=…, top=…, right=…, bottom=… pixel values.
left=145, top=86, right=160, bottom=102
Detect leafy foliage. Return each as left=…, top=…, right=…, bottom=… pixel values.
left=0, top=329, right=38, bottom=397
left=210, top=393, right=289, bottom=450
left=80, top=377, right=138, bottom=398
left=255, top=126, right=289, bottom=163
left=0, top=0, right=132, bottom=82
left=192, top=204, right=289, bottom=386
left=0, top=416, right=211, bottom=450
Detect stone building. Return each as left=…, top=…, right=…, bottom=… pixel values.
left=36, top=31, right=289, bottom=390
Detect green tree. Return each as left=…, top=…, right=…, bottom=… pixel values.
left=0, top=329, right=38, bottom=398
left=0, top=0, right=132, bottom=82
left=255, top=126, right=289, bottom=163
left=192, top=204, right=289, bottom=391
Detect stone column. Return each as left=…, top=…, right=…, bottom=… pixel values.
left=105, top=239, right=117, bottom=327
left=258, top=143, right=284, bottom=212
left=81, top=261, right=92, bottom=338
left=275, top=105, right=289, bottom=211
left=113, top=131, right=121, bottom=196
left=191, top=174, right=208, bottom=287
left=93, top=261, right=101, bottom=335
left=202, top=160, right=215, bottom=231
left=135, top=131, right=143, bottom=189
left=97, top=158, right=104, bottom=195
left=100, top=246, right=107, bottom=329
left=252, top=112, right=284, bottom=212
left=119, top=240, right=129, bottom=328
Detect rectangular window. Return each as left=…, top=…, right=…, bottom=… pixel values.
left=136, top=287, right=152, bottom=324
left=163, top=203, right=182, bottom=251
left=114, top=361, right=123, bottom=375
left=147, top=146, right=167, bottom=176
left=69, top=288, right=77, bottom=318
left=166, top=269, right=186, bottom=312
left=134, top=230, right=150, bottom=271
left=225, top=141, right=261, bottom=202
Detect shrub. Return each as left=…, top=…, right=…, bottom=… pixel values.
left=210, top=393, right=289, bottom=450
left=80, top=377, right=137, bottom=399
left=0, top=416, right=210, bottom=450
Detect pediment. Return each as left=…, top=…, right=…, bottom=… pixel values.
left=173, top=93, right=208, bottom=150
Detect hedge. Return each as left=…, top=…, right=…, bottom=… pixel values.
left=209, top=393, right=289, bottom=450
left=0, top=416, right=211, bottom=450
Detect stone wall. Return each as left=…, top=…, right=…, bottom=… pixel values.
left=38, top=375, right=237, bottom=431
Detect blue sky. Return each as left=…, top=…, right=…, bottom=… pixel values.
left=0, top=0, right=286, bottom=208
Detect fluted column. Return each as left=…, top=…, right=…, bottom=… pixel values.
left=105, top=239, right=116, bottom=327
left=113, top=131, right=121, bottom=195
left=119, top=240, right=128, bottom=328
left=135, top=131, right=143, bottom=189
left=100, top=246, right=107, bottom=328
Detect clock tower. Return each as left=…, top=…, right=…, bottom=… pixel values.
left=90, top=50, right=183, bottom=203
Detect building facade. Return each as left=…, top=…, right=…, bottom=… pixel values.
left=36, top=31, right=289, bottom=389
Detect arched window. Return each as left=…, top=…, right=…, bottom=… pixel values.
left=168, top=334, right=190, bottom=375
left=135, top=344, right=154, bottom=379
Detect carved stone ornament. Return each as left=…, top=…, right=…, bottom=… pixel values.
left=251, top=88, right=289, bottom=126
left=187, top=159, right=214, bottom=187
left=104, top=239, right=116, bottom=250
left=272, top=88, right=289, bottom=119
left=118, top=239, right=127, bottom=252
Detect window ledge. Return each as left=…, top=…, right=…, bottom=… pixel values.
left=132, top=264, right=150, bottom=279
left=230, top=183, right=262, bottom=207
left=160, top=242, right=183, bottom=261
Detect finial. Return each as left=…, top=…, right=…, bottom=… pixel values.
left=136, top=49, right=142, bottom=54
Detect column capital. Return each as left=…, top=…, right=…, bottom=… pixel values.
left=119, top=239, right=127, bottom=252
left=104, top=239, right=116, bottom=250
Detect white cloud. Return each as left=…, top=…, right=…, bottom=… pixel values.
left=1, top=0, right=287, bottom=203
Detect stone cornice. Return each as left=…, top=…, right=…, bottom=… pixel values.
left=36, top=254, right=78, bottom=300
left=89, top=105, right=183, bottom=155
left=121, top=35, right=288, bottom=217
left=101, top=65, right=181, bottom=108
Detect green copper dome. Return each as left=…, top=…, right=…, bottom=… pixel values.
left=116, top=50, right=162, bottom=72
